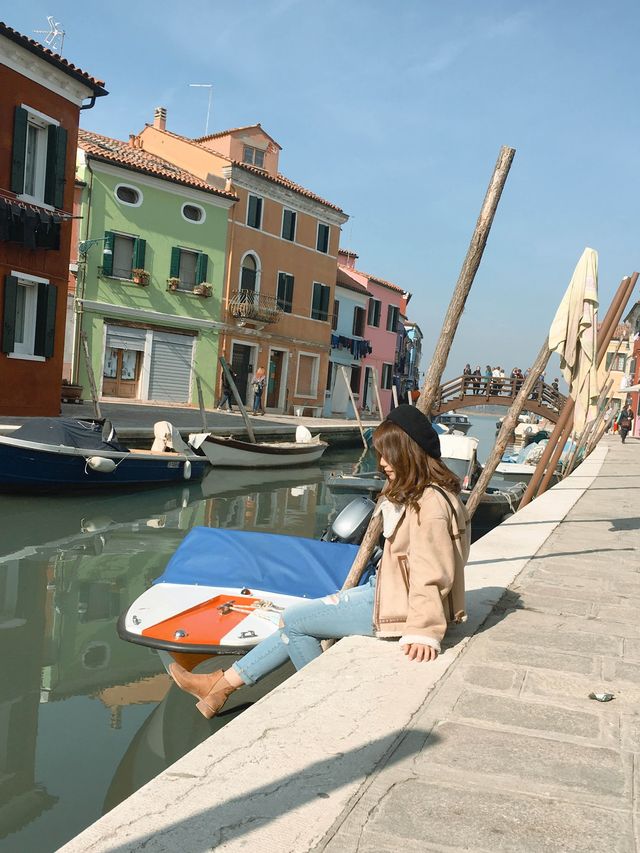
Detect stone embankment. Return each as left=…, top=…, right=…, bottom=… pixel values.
left=59, top=437, right=639, bottom=853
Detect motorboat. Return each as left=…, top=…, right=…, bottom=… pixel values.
left=434, top=412, right=472, bottom=434
left=0, top=418, right=208, bottom=491
left=189, top=425, right=327, bottom=469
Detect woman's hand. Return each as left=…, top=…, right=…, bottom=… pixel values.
left=401, top=642, right=438, bottom=662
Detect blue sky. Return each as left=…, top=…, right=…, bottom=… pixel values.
left=8, top=0, right=640, bottom=379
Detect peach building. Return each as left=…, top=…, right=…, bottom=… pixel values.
left=137, top=112, right=348, bottom=414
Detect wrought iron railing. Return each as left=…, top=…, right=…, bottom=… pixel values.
left=228, top=289, right=282, bottom=324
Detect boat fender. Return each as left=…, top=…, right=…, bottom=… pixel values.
left=524, top=426, right=533, bottom=434
left=183, top=459, right=192, bottom=480
left=87, top=456, right=117, bottom=473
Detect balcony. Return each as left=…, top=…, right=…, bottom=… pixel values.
left=228, top=289, right=282, bottom=325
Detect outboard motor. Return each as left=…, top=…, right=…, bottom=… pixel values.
left=322, top=496, right=376, bottom=544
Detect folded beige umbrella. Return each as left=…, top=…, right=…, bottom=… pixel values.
left=548, top=247, right=599, bottom=433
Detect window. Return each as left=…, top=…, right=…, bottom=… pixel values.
left=11, top=105, right=67, bottom=208
left=243, top=145, right=265, bottom=168
left=241, top=254, right=258, bottom=292
left=296, top=353, right=320, bottom=397
left=102, top=232, right=146, bottom=280
left=277, top=272, right=294, bottom=313
left=331, top=299, right=339, bottom=331
left=350, top=365, right=362, bottom=395
left=311, top=283, right=331, bottom=321
left=352, top=306, right=365, bottom=337
left=169, top=246, right=208, bottom=290
left=386, top=305, right=399, bottom=333
left=367, top=298, right=381, bottom=327
left=381, top=363, right=393, bottom=390
left=316, top=222, right=330, bottom=253
left=606, top=352, right=627, bottom=372
left=115, top=184, right=142, bottom=206
left=282, top=209, right=296, bottom=241
left=2, top=273, right=57, bottom=359
left=181, top=203, right=205, bottom=223
left=247, top=194, right=263, bottom=229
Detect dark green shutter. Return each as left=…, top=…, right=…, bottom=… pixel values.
left=11, top=107, right=28, bottom=194
left=44, top=125, right=68, bottom=208
left=195, top=253, right=208, bottom=284
left=2, top=276, right=18, bottom=354
left=170, top=247, right=181, bottom=278
left=34, top=283, right=57, bottom=358
left=102, top=232, right=114, bottom=276
left=133, top=237, right=146, bottom=269
left=312, top=284, right=320, bottom=317
left=322, top=286, right=330, bottom=319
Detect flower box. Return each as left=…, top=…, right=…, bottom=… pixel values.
left=193, top=283, right=212, bottom=297
left=61, top=382, right=83, bottom=403
left=132, top=268, right=150, bottom=286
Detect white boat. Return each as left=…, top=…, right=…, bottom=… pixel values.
left=189, top=425, right=327, bottom=469
left=434, top=412, right=472, bottom=434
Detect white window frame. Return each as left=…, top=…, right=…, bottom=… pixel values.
left=386, top=304, right=399, bottom=333
left=114, top=183, right=143, bottom=208
left=281, top=208, right=297, bottom=242
left=368, top=297, right=381, bottom=328
left=181, top=201, right=206, bottom=224
left=18, top=105, right=59, bottom=209
left=295, top=351, right=320, bottom=399
left=310, top=281, right=331, bottom=323
left=246, top=194, right=264, bottom=230
left=316, top=221, right=330, bottom=254
left=381, top=362, right=393, bottom=390
left=243, top=145, right=265, bottom=168
left=238, top=250, right=262, bottom=294
left=178, top=248, right=199, bottom=291
left=8, top=270, right=47, bottom=362
left=110, top=232, right=137, bottom=281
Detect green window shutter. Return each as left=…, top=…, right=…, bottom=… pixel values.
left=44, top=125, right=68, bottom=208
left=321, top=286, right=330, bottom=319
left=312, top=284, right=320, bottom=316
left=170, top=247, right=181, bottom=278
left=34, top=283, right=57, bottom=358
left=102, top=232, right=115, bottom=276
left=2, top=276, right=18, bottom=354
left=133, top=237, right=147, bottom=269
left=11, top=107, right=28, bottom=194
left=195, top=253, right=208, bottom=284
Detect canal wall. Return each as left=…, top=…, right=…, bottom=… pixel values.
left=57, top=443, right=617, bottom=853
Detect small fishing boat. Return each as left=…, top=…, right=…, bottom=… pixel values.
left=118, top=497, right=376, bottom=662
left=434, top=411, right=472, bottom=434
left=0, top=418, right=208, bottom=492
left=189, top=425, right=327, bottom=469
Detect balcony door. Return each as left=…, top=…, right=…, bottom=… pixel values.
left=230, top=343, right=255, bottom=405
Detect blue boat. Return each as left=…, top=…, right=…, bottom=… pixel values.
left=0, top=417, right=209, bottom=491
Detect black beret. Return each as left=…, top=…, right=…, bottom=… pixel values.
left=385, top=405, right=441, bottom=459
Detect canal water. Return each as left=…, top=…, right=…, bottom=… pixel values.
left=0, top=413, right=500, bottom=853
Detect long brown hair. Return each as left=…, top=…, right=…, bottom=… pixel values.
left=372, top=419, right=461, bottom=511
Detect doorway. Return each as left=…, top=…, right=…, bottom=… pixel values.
left=230, top=343, right=255, bottom=404
left=267, top=349, right=286, bottom=409
left=102, top=348, right=141, bottom=398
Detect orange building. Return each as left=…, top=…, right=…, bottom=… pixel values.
left=137, top=111, right=348, bottom=413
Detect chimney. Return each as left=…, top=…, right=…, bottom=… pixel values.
left=153, top=107, right=167, bottom=131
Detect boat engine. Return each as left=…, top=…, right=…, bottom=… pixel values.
left=322, top=496, right=376, bottom=544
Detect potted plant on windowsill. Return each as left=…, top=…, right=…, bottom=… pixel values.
left=193, top=283, right=212, bottom=297
left=61, top=379, right=83, bottom=403
left=132, top=268, right=150, bottom=286
left=167, top=277, right=180, bottom=292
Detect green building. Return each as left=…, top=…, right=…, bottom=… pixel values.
left=68, top=129, right=237, bottom=407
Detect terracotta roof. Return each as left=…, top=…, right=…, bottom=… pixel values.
left=195, top=123, right=282, bottom=149
left=0, top=22, right=107, bottom=96
left=78, top=130, right=238, bottom=201
left=336, top=266, right=368, bottom=295
left=338, top=248, right=359, bottom=258
left=341, top=263, right=408, bottom=296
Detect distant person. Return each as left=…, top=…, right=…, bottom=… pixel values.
left=217, top=371, right=236, bottom=412
left=472, top=366, right=482, bottom=395
left=252, top=366, right=266, bottom=415
left=462, top=363, right=472, bottom=393
left=617, top=405, right=633, bottom=444
left=484, top=365, right=492, bottom=394
left=491, top=366, right=501, bottom=395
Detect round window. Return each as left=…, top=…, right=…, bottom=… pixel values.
left=116, top=185, right=141, bottom=205
left=182, top=203, right=204, bottom=222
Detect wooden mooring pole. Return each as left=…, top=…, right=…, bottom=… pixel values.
left=219, top=356, right=256, bottom=443
left=80, top=331, right=102, bottom=419
left=341, top=145, right=516, bottom=591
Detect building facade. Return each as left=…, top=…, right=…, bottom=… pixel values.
left=598, top=322, right=633, bottom=417
left=137, top=114, right=348, bottom=413
left=71, top=130, right=236, bottom=408
left=0, top=24, right=106, bottom=416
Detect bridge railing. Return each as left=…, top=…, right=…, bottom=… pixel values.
left=435, top=374, right=567, bottom=415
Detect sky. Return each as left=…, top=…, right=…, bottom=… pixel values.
left=7, top=0, right=640, bottom=381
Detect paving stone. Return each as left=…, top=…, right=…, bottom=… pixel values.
left=521, top=669, right=635, bottom=705
left=608, top=660, right=640, bottom=686
left=487, top=626, right=619, bottom=656
left=623, top=639, right=640, bottom=661
left=453, top=689, right=601, bottom=739
left=512, top=592, right=590, bottom=616
left=419, top=721, right=624, bottom=797
left=481, top=641, right=597, bottom=676
left=462, top=665, right=518, bottom=692
left=339, top=780, right=633, bottom=853
left=597, top=604, right=640, bottom=625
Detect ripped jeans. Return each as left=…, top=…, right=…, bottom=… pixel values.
left=232, top=577, right=376, bottom=685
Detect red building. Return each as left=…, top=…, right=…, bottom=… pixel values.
left=0, top=23, right=106, bottom=416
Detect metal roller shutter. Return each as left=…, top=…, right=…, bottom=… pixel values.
left=148, top=331, right=194, bottom=402
left=106, top=325, right=146, bottom=352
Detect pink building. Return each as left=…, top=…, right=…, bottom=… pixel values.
left=337, top=249, right=410, bottom=415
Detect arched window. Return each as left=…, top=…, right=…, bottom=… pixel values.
left=240, top=253, right=259, bottom=292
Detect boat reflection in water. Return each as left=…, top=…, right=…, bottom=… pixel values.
left=0, top=462, right=331, bottom=852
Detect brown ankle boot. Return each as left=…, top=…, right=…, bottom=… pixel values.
left=168, top=663, right=237, bottom=719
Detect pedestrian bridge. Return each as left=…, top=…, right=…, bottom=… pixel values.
left=432, top=374, right=567, bottom=423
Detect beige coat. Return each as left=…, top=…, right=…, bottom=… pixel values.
left=372, top=486, right=470, bottom=651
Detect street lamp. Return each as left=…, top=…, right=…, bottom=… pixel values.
left=78, top=238, right=112, bottom=256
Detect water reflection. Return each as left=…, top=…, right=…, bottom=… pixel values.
left=0, top=451, right=363, bottom=853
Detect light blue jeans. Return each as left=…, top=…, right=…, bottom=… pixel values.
left=232, top=577, right=376, bottom=685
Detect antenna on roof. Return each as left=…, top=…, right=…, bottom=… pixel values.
left=34, top=15, right=66, bottom=53
left=188, top=84, right=213, bottom=136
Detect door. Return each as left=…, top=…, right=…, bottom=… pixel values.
left=231, top=344, right=253, bottom=404
left=148, top=331, right=194, bottom=403
left=267, top=350, right=284, bottom=409
left=102, top=348, right=142, bottom=398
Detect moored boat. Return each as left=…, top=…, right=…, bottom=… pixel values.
left=434, top=411, right=472, bottom=434
left=190, top=426, right=327, bottom=469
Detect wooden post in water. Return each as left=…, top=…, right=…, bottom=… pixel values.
left=341, top=145, right=516, bottom=591
left=340, top=365, right=367, bottom=449
left=371, top=366, right=385, bottom=419
left=195, top=376, right=208, bottom=432
left=465, top=340, right=552, bottom=519
left=80, top=331, right=102, bottom=419
left=219, top=356, right=256, bottom=443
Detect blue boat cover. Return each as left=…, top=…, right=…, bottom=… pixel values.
left=157, top=527, right=362, bottom=599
